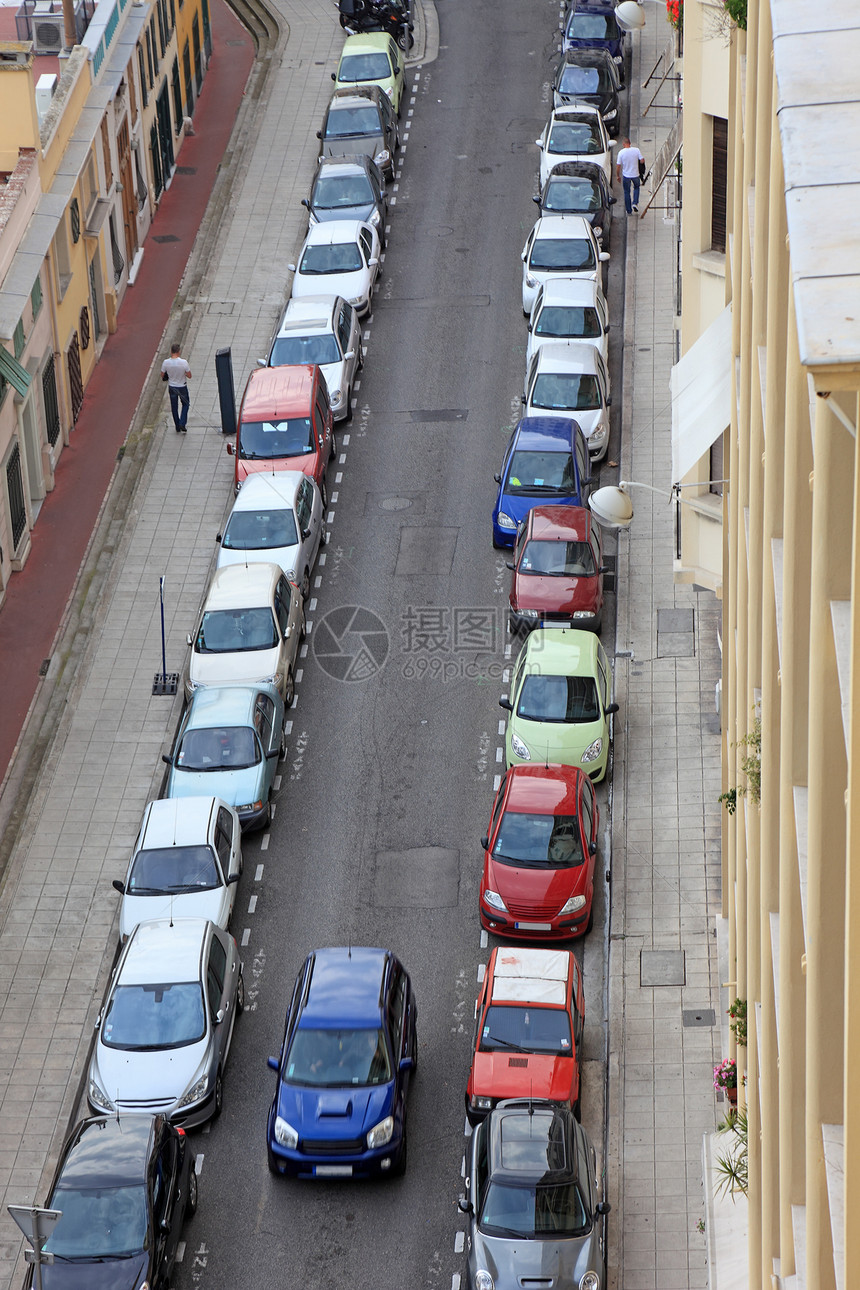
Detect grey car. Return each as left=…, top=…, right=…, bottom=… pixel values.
left=317, top=86, right=400, bottom=181
left=459, top=1100, right=610, bottom=1290
left=302, top=155, right=388, bottom=245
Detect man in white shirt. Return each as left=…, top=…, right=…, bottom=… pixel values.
left=161, top=342, right=192, bottom=432
left=616, top=137, right=645, bottom=215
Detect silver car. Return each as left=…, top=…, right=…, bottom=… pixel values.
left=216, top=472, right=324, bottom=600
left=459, top=1100, right=609, bottom=1290
left=266, top=295, right=362, bottom=423
left=87, top=917, right=244, bottom=1128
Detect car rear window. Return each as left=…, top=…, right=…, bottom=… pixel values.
left=531, top=372, right=602, bottom=412
left=519, top=538, right=596, bottom=576
left=517, top=674, right=600, bottom=723
left=535, top=304, right=602, bottom=339
left=567, top=13, right=620, bottom=39
left=222, top=507, right=300, bottom=552
left=529, top=237, right=597, bottom=272
left=270, top=334, right=340, bottom=366
left=239, top=417, right=314, bottom=459
left=480, top=1002, right=573, bottom=1053
left=493, top=811, right=584, bottom=868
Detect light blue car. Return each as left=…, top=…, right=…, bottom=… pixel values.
left=164, top=684, right=286, bottom=832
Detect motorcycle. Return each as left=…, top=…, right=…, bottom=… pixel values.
left=336, top=0, right=414, bottom=50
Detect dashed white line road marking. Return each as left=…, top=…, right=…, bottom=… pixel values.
left=195, top=1154, right=204, bottom=1175
left=503, top=668, right=511, bottom=682
left=342, top=434, right=350, bottom=446
left=242, top=929, right=251, bottom=946
left=274, top=772, right=283, bottom=787
left=390, top=195, right=397, bottom=206
left=255, top=864, right=264, bottom=881
left=493, top=774, right=501, bottom=791
left=497, top=719, right=505, bottom=734
left=327, top=511, right=335, bottom=523
left=504, top=644, right=512, bottom=658
left=460, top=1155, right=466, bottom=1177
left=477, top=963, right=485, bottom=983
left=260, top=835, right=270, bottom=852
left=480, top=930, right=488, bottom=949
left=306, top=621, right=313, bottom=633
left=454, top=1232, right=465, bottom=1254
left=285, top=720, right=293, bottom=734
left=408, top=107, right=414, bottom=117
left=335, top=472, right=343, bottom=483
left=300, top=643, right=309, bottom=658
left=248, top=895, right=257, bottom=914
left=330, top=492, right=339, bottom=503
left=309, top=598, right=318, bottom=611
left=495, top=748, right=503, bottom=762
left=317, top=554, right=326, bottom=567
left=339, top=452, right=347, bottom=463
left=452, top=1276, right=461, bottom=1290
left=393, top=183, right=399, bottom=192
left=176, top=1242, right=186, bottom=1263
left=296, top=669, right=303, bottom=683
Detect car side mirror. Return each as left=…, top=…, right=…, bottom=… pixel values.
left=287, top=263, right=297, bottom=273
left=316, top=130, right=322, bottom=139
left=267, top=746, right=280, bottom=760
left=267, top=1056, right=280, bottom=1072
left=534, top=139, right=543, bottom=148
left=331, top=71, right=336, bottom=81
left=505, top=561, right=514, bottom=571
left=369, top=257, right=379, bottom=267
left=257, top=358, right=266, bottom=368
left=606, top=702, right=619, bottom=715
left=499, top=698, right=513, bottom=712
left=226, top=442, right=234, bottom=456
left=399, top=1056, right=414, bottom=1073
left=589, top=841, right=597, bottom=855
left=162, top=754, right=172, bottom=765
left=284, top=625, right=292, bottom=640
left=216, top=532, right=222, bottom=544
left=493, top=472, right=501, bottom=484
left=301, top=197, right=310, bottom=210
left=526, top=322, right=532, bottom=332
left=532, top=195, right=540, bottom=206
left=112, top=879, right=125, bottom=894
left=599, top=251, right=610, bottom=262
left=599, top=565, right=610, bottom=574
left=457, top=1196, right=473, bottom=1215
left=160, top=1218, right=171, bottom=1234
left=215, top=1008, right=225, bottom=1025
left=609, top=195, right=617, bottom=204
left=186, top=633, right=193, bottom=646
left=227, top=873, right=241, bottom=885
left=480, top=836, right=489, bottom=849
left=596, top=1201, right=612, bottom=1216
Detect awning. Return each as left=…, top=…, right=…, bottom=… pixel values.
left=640, top=113, right=682, bottom=217
left=0, top=346, right=31, bottom=398
left=670, top=303, right=732, bottom=481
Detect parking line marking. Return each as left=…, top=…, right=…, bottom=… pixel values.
left=248, top=895, right=257, bottom=914
left=255, top=864, right=264, bottom=881
left=454, top=1232, right=465, bottom=1254
left=452, top=1276, right=461, bottom=1290
left=335, top=472, right=343, bottom=483
left=260, top=836, right=270, bottom=852
left=327, top=511, right=335, bottom=523
left=306, top=621, right=313, bottom=633
left=242, top=928, right=250, bottom=946
left=477, top=963, right=485, bottom=983
left=330, top=492, right=339, bottom=504
left=339, top=453, right=347, bottom=465
left=390, top=195, right=397, bottom=206
left=480, top=930, right=488, bottom=948
left=393, top=183, right=399, bottom=192
left=296, top=669, right=303, bottom=684
left=342, top=434, right=350, bottom=446
left=497, top=719, right=505, bottom=735
left=408, top=107, right=414, bottom=117
left=503, top=668, right=510, bottom=682
left=176, top=1242, right=186, bottom=1263
left=285, top=720, right=293, bottom=734
left=309, top=598, right=318, bottom=611
left=504, top=644, right=512, bottom=658
left=493, top=774, right=501, bottom=790
left=300, top=643, right=309, bottom=658
left=318, top=554, right=326, bottom=566
left=495, top=748, right=503, bottom=762
left=195, top=1154, right=204, bottom=1175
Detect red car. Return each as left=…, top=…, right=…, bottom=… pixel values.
left=227, top=366, right=334, bottom=502
left=508, top=504, right=605, bottom=634
left=465, top=946, right=585, bottom=1124
left=480, top=764, right=598, bottom=939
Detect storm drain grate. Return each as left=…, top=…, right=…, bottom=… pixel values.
left=682, top=1008, right=716, bottom=1027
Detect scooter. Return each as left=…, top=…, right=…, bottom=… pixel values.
left=336, top=0, right=414, bottom=50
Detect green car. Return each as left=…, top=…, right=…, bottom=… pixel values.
left=502, top=629, right=618, bottom=781
left=333, top=32, right=407, bottom=116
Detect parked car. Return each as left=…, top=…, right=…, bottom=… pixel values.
left=302, top=154, right=388, bottom=241
left=526, top=277, right=610, bottom=367
left=492, top=416, right=592, bottom=548
left=562, top=0, right=626, bottom=82
left=459, top=1101, right=610, bottom=1290
left=87, top=917, right=244, bottom=1127
left=228, top=364, right=335, bottom=501
left=32, top=1114, right=196, bottom=1290
left=289, top=219, right=381, bottom=318
left=552, top=48, right=622, bottom=136
left=317, top=85, right=400, bottom=180
left=521, top=215, right=608, bottom=315
left=217, top=472, right=324, bottom=599
left=522, top=341, right=611, bottom=460
left=508, top=504, right=606, bottom=634
left=501, top=628, right=618, bottom=780
left=465, top=946, right=585, bottom=1123
left=479, top=765, right=599, bottom=941
left=535, top=106, right=613, bottom=189
left=332, top=31, right=406, bottom=114
left=266, top=295, right=361, bottom=423
left=533, top=161, right=615, bottom=246
left=164, top=684, right=286, bottom=832
left=267, top=946, right=417, bottom=1178
left=112, top=796, right=243, bottom=942
left=185, top=563, right=303, bottom=704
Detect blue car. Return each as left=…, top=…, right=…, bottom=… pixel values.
left=562, top=0, right=626, bottom=84
left=492, top=417, right=592, bottom=548
left=163, top=684, right=285, bottom=832
left=267, top=947, right=418, bottom=1178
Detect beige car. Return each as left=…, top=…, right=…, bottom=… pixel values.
left=185, top=562, right=303, bottom=704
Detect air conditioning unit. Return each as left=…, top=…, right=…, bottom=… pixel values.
left=32, top=2, right=63, bottom=54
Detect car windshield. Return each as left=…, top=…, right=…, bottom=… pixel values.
left=547, top=121, right=603, bottom=156
left=567, top=12, right=620, bottom=39
left=480, top=1180, right=589, bottom=1237
left=480, top=1002, right=574, bottom=1053
left=102, top=982, right=206, bottom=1050
left=493, top=811, right=585, bottom=868
left=535, top=305, right=602, bottom=339
left=222, top=507, right=299, bottom=552
left=544, top=177, right=603, bottom=212
left=176, top=726, right=261, bottom=772
left=519, top=539, right=596, bottom=577
left=196, top=607, right=278, bottom=653
left=44, top=1185, right=148, bottom=1258
left=314, top=173, right=374, bottom=208
left=239, top=417, right=314, bottom=459
left=530, top=237, right=596, bottom=272
left=517, top=674, right=601, bottom=723
left=284, top=1027, right=392, bottom=1086
left=531, top=373, right=602, bottom=412
left=269, top=334, right=340, bottom=366
left=559, top=64, right=611, bottom=94
left=128, top=845, right=220, bottom=894
left=300, top=243, right=363, bottom=275
left=339, top=52, right=391, bottom=81
left=506, top=450, right=574, bottom=494
left=325, top=106, right=382, bottom=138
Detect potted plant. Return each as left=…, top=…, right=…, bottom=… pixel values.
left=714, top=1058, right=738, bottom=1105
left=728, top=998, right=747, bottom=1047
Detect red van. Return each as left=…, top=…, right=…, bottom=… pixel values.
left=228, top=365, right=335, bottom=500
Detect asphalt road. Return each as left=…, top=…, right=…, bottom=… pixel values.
left=172, top=0, right=627, bottom=1285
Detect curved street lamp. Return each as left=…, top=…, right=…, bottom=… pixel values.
left=589, top=479, right=728, bottom=528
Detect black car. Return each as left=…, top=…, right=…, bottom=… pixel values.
left=302, top=155, right=388, bottom=245
left=30, top=1114, right=196, bottom=1290
left=534, top=161, right=616, bottom=247
left=552, top=49, right=622, bottom=137
left=316, top=85, right=400, bottom=182
left=562, top=0, right=626, bottom=84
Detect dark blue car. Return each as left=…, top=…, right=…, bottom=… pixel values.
left=492, top=417, right=592, bottom=548
left=267, top=947, right=417, bottom=1178
left=562, top=0, right=627, bottom=84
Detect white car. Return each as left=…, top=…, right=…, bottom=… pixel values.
left=526, top=277, right=610, bottom=367
left=535, top=106, right=613, bottom=189
left=185, top=562, right=304, bottom=704
left=112, top=797, right=242, bottom=942
left=266, top=295, right=362, bottom=423
left=288, top=219, right=381, bottom=318
left=522, top=341, right=612, bottom=461
left=521, top=215, right=609, bottom=315
left=216, top=472, right=324, bottom=599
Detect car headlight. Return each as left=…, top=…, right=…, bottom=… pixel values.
left=177, top=1073, right=209, bottom=1109
left=236, top=799, right=264, bottom=813
left=589, top=425, right=608, bottom=444
left=592, top=223, right=603, bottom=238
left=330, top=389, right=343, bottom=407
left=604, top=107, right=617, bottom=120
left=367, top=1116, right=394, bottom=1149
left=384, top=85, right=394, bottom=99
left=572, top=610, right=594, bottom=619
left=89, top=1078, right=114, bottom=1112
left=476, top=1273, right=495, bottom=1290
left=348, top=295, right=365, bottom=307
left=579, top=1274, right=600, bottom=1290
left=560, top=894, right=587, bottom=915
left=187, top=678, right=201, bottom=692
left=497, top=512, right=517, bottom=530
left=374, top=149, right=390, bottom=166
left=274, top=1116, right=298, bottom=1149
left=469, top=1095, right=493, bottom=1111
left=614, top=54, right=623, bottom=63
left=367, top=208, right=382, bottom=226
left=581, top=738, right=603, bottom=763
left=483, top=889, right=508, bottom=913
left=525, top=273, right=538, bottom=287
left=510, top=732, right=531, bottom=761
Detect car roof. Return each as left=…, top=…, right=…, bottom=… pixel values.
left=513, top=416, right=576, bottom=451
left=489, top=947, right=572, bottom=1006
left=277, top=296, right=340, bottom=333
left=52, top=1115, right=157, bottom=1190
left=550, top=103, right=603, bottom=122
left=533, top=214, right=594, bottom=240
left=315, top=154, right=374, bottom=175
left=300, top=946, right=388, bottom=1028
left=533, top=341, right=602, bottom=373
left=539, top=277, right=603, bottom=307
left=339, top=30, right=396, bottom=54
left=120, top=917, right=209, bottom=985
left=303, top=219, right=369, bottom=245
left=488, top=1103, right=576, bottom=1182
left=568, top=0, right=618, bottom=13
left=527, top=503, right=593, bottom=542
left=241, top=364, right=316, bottom=418
left=522, top=627, right=601, bottom=673
left=140, top=797, right=219, bottom=850
left=205, top=561, right=282, bottom=609
left=228, top=471, right=306, bottom=512
left=560, top=46, right=616, bottom=67
left=330, top=84, right=387, bottom=107
left=544, top=161, right=608, bottom=184
left=504, top=761, right=587, bottom=815
left=184, top=683, right=278, bottom=728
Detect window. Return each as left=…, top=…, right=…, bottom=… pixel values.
left=711, top=116, right=728, bottom=254
left=53, top=219, right=72, bottom=297
left=254, top=693, right=275, bottom=748
left=215, top=808, right=233, bottom=870
left=6, top=442, right=27, bottom=549
left=171, top=57, right=183, bottom=134
left=387, top=965, right=407, bottom=1054
left=336, top=302, right=353, bottom=352
left=183, top=40, right=194, bottom=115
left=207, top=934, right=227, bottom=1008
left=145, top=26, right=154, bottom=88
left=137, top=44, right=148, bottom=108
left=12, top=320, right=25, bottom=360
left=100, top=119, right=113, bottom=190
left=710, top=430, right=725, bottom=496
left=274, top=580, right=291, bottom=635
left=155, top=0, right=166, bottom=56
left=31, top=275, right=42, bottom=319
left=69, top=198, right=81, bottom=244
left=42, top=356, right=61, bottom=447
left=149, top=16, right=159, bottom=76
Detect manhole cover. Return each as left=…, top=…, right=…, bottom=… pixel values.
left=380, top=497, right=413, bottom=511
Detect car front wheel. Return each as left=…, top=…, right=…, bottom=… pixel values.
left=236, top=971, right=245, bottom=1015
left=185, top=1166, right=198, bottom=1217
left=392, top=1128, right=408, bottom=1176
left=213, top=1069, right=223, bottom=1119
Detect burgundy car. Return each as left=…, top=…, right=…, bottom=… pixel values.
left=508, top=504, right=604, bottom=634
left=480, top=764, right=599, bottom=940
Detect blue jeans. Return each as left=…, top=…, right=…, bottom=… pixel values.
left=169, top=384, right=190, bottom=429
left=622, top=175, right=640, bottom=214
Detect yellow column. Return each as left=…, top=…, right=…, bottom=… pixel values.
left=843, top=389, right=860, bottom=1290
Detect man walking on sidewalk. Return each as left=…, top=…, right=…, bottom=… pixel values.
left=616, top=137, right=646, bottom=215
left=161, top=342, right=192, bottom=432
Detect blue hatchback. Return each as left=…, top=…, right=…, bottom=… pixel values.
left=562, top=0, right=626, bottom=83
left=267, top=947, right=417, bottom=1179
left=492, top=417, right=592, bottom=548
